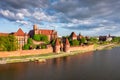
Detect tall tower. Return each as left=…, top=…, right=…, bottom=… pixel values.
left=63, top=38, right=70, bottom=52
left=54, top=38, right=60, bottom=53
left=24, top=32, right=28, bottom=44
left=33, top=24, right=38, bottom=35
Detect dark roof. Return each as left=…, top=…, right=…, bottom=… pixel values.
left=70, top=32, right=77, bottom=37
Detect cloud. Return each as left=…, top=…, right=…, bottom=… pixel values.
left=0, top=0, right=120, bottom=35
left=0, top=9, right=24, bottom=20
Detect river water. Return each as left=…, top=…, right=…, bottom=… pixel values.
left=0, top=47, right=120, bottom=80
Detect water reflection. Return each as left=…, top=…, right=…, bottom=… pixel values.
left=0, top=48, right=120, bottom=80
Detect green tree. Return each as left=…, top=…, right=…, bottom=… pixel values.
left=89, top=37, right=98, bottom=44
left=70, top=40, right=79, bottom=46
left=32, top=34, right=48, bottom=42
left=80, top=37, right=86, bottom=44
left=0, top=35, right=18, bottom=51
left=27, top=38, right=33, bottom=44
left=22, top=44, right=30, bottom=50
left=112, top=37, right=120, bottom=43
left=33, top=34, right=40, bottom=41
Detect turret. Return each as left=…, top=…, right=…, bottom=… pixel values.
left=63, top=38, right=70, bottom=52
left=54, top=38, right=60, bottom=53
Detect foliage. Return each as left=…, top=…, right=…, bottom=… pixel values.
left=89, top=37, right=98, bottom=44
left=32, top=34, right=48, bottom=42
left=70, top=40, right=79, bottom=46
left=41, top=44, right=46, bottom=49
left=112, top=37, right=120, bottom=43
left=0, top=35, right=18, bottom=51
left=23, top=38, right=34, bottom=50
left=80, top=37, right=87, bottom=44
left=27, top=38, right=33, bottom=44
left=51, top=39, right=55, bottom=46
left=22, top=44, right=30, bottom=50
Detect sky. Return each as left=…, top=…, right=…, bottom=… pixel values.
left=0, top=0, right=120, bottom=36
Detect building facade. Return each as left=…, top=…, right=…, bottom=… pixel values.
left=29, top=24, right=57, bottom=41
left=0, top=28, right=28, bottom=50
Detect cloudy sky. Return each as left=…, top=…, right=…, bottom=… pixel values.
left=0, top=0, right=120, bottom=36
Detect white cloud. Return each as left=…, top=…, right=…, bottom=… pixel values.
left=0, top=9, right=24, bottom=20
left=32, top=10, right=56, bottom=22
left=18, top=9, right=31, bottom=17
left=16, top=20, right=28, bottom=25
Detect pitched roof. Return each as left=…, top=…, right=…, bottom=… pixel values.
left=65, top=38, right=70, bottom=45
left=0, top=33, right=9, bottom=36
left=39, top=29, right=55, bottom=35
left=70, top=32, right=77, bottom=37
left=14, top=28, right=25, bottom=36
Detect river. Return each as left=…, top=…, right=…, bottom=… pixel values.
left=0, top=47, right=120, bottom=80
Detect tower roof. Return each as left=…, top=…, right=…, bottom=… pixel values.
left=65, top=38, right=70, bottom=45
left=70, top=32, right=77, bottom=37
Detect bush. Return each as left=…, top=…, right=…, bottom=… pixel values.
left=22, top=44, right=30, bottom=50
left=33, top=34, right=48, bottom=42
left=0, top=35, right=18, bottom=51
left=80, top=37, right=86, bottom=44
left=70, top=40, right=79, bottom=46
left=27, top=38, right=33, bottom=44
left=41, top=45, right=46, bottom=49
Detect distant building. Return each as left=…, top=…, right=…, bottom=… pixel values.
left=99, top=34, right=115, bottom=41
left=69, top=32, right=77, bottom=40
left=11, top=28, right=28, bottom=49
left=0, top=28, right=28, bottom=50
left=29, top=24, right=57, bottom=41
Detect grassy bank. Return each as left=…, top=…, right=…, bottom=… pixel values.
left=0, top=43, right=119, bottom=64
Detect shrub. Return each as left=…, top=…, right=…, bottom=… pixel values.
left=0, top=35, right=18, bottom=51
left=22, top=44, right=30, bottom=50
left=70, top=40, right=79, bottom=46
left=33, top=34, right=48, bottom=42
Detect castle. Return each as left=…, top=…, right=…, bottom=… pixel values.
left=0, top=24, right=57, bottom=50
left=28, top=24, right=57, bottom=41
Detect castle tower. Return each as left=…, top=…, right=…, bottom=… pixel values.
left=54, top=38, right=60, bottom=53
left=24, top=32, right=28, bottom=44
left=33, top=24, right=39, bottom=34
left=63, top=38, right=70, bottom=52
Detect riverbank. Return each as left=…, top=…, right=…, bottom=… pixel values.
left=0, top=43, right=119, bottom=64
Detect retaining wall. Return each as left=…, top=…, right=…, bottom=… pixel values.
left=0, top=47, right=53, bottom=58
left=69, top=45, right=94, bottom=52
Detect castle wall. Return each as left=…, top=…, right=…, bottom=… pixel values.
left=69, top=45, right=94, bottom=52
left=0, top=47, right=53, bottom=58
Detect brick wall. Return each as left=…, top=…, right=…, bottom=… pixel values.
left=0, top=47, right=53, bottom=58
left=0, top=45, right=94, bottom=58
left=69, top=45, right=94, bottom=52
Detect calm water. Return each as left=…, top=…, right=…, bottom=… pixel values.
left=0, top=47, right=120, bottom=80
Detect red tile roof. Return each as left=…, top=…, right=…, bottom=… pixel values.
left=0, top=33, right=9, bottom=36
left=14, top=28, right=25, bottom=36
left=39, top=29, right=54, bottom=35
